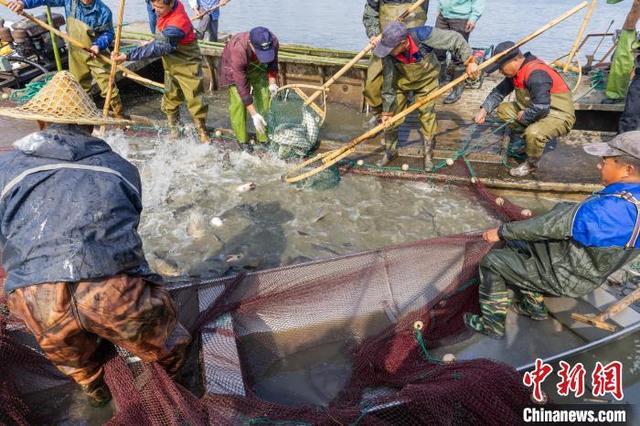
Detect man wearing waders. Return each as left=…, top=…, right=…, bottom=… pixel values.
left=189, top=0, right=228, bottom=42
left=0, top=71, right=191, bottom=407
left=362, top=0, right=428, bottom=122
left=8, top=0, right=125, bottom=118
left=474, top=42, right=575, bottom=177
left=219, top=27, right=279, bottom=150
left=112, top=0, right=209, bottom=143
left=373, top=22, right=479, bottom=170
left=434, top=0, right=485, bottom=104
left=465, top=131, right=640, bottom=339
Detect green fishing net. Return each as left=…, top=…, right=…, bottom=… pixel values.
left=267, top=88, right=321, bottom=160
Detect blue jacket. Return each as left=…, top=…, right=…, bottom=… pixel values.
left=23, top=0, right=114, bottom=51
left=193, top=0, right=220, bottom=20
left=0, top=125, right=156, bottom=293
left=573, top=182, right=640, bottom=248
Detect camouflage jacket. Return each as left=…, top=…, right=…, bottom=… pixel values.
left=499, top=188, right=640, bottom=297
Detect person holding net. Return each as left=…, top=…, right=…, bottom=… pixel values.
left=219, top=26, right=279, bottom=150
left=362, top=0, right=429, bottom=124
left=373, top=21, right=479, bottom=170
left=0, top=72, right=191, bottom=407
left=466, top=131, right=640, bottom=339
left=112, top=0, right=209, bottom=143
left=474, top=42, right=576, bottom=177
left=7, top=0, right=125, bottom=118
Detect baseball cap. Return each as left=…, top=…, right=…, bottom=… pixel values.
left=373, top=22, right=408, bottom=58
left=584, top=131, right=640, bottom=160
left=486, top=41, right=522, bottom=74
left=249, top=27, right=276, bottom=64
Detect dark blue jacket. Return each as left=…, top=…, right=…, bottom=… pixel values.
left=23, top=0, right=114, bottom=51
left=0, top=125, right=156, bottom=293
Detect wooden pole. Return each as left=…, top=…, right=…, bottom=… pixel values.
left=563, top=0, right=596, bottom=72
left=285, top=1, right=590, bottom=184
left=303, top=0, right=427, bottom=107
left=101, top=0, right=126, bottom=132
left=45, top=6, right=62, bottom=71
left=191, top=1, right=224, bottom=21
left=572, top=286, right=640, bottom=332
left=0, top=0, right=164, bottom=90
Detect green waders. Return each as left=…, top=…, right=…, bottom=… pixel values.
left=161, top=40, right=208, bottom=133
left=66, top=15, right=123, bottom=116
left=229, top=62, right=270, bottom=144
left=384, top=53, right=439, bottom=155
left=363, top=2, right=427, bottom=114
left=496, top=88, right=575, bottom=160
left=606, top=29, right=638, bottom=101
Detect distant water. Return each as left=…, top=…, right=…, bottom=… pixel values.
left=0, top=0, right=630, bottom=61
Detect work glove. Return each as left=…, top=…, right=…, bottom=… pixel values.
left=251, top=113, right=267, bottom=134
left=269, top=83, right=279, bottom=98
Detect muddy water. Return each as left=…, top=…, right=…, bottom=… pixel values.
left=105, top=127, right=500, bottom=277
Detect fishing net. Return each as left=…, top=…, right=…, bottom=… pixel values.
left=267, top=85, right=324, bottom=160
left=9, top=72, right=55, bottom=104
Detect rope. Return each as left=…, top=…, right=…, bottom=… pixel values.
left=413, top=323, right=442, bottom=364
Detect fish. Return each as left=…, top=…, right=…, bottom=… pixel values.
left=148, top=254, right=182, bottom=277
left=236, top=182, right=256, bottom=192
left=187, top=212, right=206, bottom=239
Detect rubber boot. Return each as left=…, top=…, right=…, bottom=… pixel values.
left=377, top=149, right=397, bottom=167
left=166, top=112, right=180, bottom=139
left=443, top=67, right=465, bottom=104
left=511, top=292, right=548, bottom=320
left=423, top=136, right=436, bottom=172
left=507, top=134, right=527, bottom=162
left=509, top=158, right=538, bottom=177
left=438, top=63, right=451, bottom=85
left=194, top=118, right=209, bottom=144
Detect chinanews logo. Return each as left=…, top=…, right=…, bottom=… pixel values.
left=521, top=358, right=629, bottom=424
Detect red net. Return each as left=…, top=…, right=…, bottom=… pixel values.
left=0, top=175, right=534, bottom=425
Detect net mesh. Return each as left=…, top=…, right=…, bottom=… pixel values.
left=267, top=88, right=322, bottom=160
left=0, top=176, right=533, bottom=424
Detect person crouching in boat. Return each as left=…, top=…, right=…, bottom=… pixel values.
left=372, top=21, right=479, bottom=170
left=0, top=71, right=191, bottom=407
left=112, top=0, right=209, bottom=143
left=7, top=0, right=125, bottom=118
left=219, top=27, right=279, bottom=151
left=474, top=41, right=576, bottom=177
left=465, top=131, right=640, bottom=339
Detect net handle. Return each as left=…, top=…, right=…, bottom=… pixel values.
left=283, top=1, right=589, bottom=184
left=275, top=84, right=328, bottom=125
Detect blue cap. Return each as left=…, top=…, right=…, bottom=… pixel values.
left=250, top=27, right=276, bottom=64
left=373, top=22, right=408, bottom=58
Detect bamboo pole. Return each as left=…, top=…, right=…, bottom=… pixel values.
left=303, top=0, right=427, bottom=107
left=0, top=0, right=164, bottom=90
left=563, top=0, right=596, bottom=72
left=284, top=1, right=590, bottom=184
left=100, top=0, right=126, bottom=132
left=45, top=6, right=62, bottom=71
left=191, top=0, right=226, bottom=21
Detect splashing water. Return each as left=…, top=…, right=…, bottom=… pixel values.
left=104, top=129, right=500, bottom=278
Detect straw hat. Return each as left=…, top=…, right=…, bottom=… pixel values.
left=0, top=71, right=132, bottom=126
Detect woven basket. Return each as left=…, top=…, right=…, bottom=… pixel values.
left=0, top=71, right=132, bottom=126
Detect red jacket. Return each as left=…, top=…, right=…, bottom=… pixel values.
left=219, top=31, right=279, bottom=106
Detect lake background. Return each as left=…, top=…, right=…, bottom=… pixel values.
left=0, top=0, right=632, bottom=61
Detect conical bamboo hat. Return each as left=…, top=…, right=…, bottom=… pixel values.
left=0, top=71, right=132, bottom=126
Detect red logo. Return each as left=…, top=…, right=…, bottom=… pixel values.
left=523, top=359, right=553, bottom=403
left=592, top=361, right=624, bottom=401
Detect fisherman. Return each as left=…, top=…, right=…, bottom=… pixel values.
left=219, top=26, right=279, bottom=149
left=189, top=0, right=228, bottom=42
left=465, top=131, right=640, bottom=339
left=604, top=0, right=640, bottom=105
left=434, top=0, right=485, bottom=104
left=0, top=71, right=191, bottom=406
left=7, top=0, right=125, bottom=118
left=362, top=0, right=429, bottom=122
left=373, top=21, right=480, bottom=170
left=474, top=41, right=576, bottom=177
left=616, top=0, right=640, bottom=133
left=112, top=0, right=209, bottom=143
